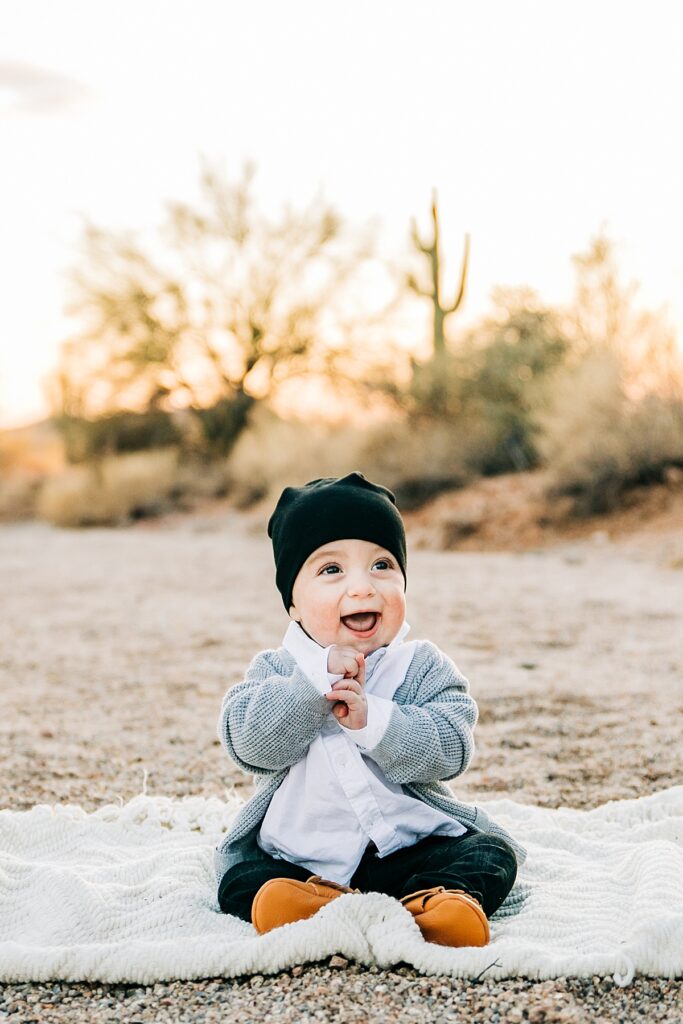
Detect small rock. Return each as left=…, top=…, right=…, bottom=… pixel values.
left=328, top=955, right=348, bottom=969
left=291, top=965, right=304, bottom=977
left=249, top=974, right=264, bottom=988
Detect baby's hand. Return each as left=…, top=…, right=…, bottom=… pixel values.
left=325, top=647, right=367, bottom=729
left=327, top=645, right=365, bottom=685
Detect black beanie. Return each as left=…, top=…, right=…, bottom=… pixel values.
left=267, top=472, right=407, bottom=610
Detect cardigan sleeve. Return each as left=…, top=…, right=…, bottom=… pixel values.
left=361, top=643, right=478, bottom=784
left=217, top=649, right=330, bottom=775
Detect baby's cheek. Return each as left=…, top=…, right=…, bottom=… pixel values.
left=321, top=609, right=343, bottom=638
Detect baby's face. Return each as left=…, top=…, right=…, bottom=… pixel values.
left=289, top=538, right=406, bottom=656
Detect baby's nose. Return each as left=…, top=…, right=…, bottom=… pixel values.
left=346, top=573, right=376, bottom=596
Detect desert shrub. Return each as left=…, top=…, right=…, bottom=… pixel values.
left=58, top=409, right=182, bottom=463
left=159, top=454, right=240, bottom=511
left=224, top=405, right=369, bottom=507
left=536, top=350, right=683, bottom=514
left=225, top=404, right=476, bottom=511
left=56, top=394, right=257, bottom=464
left=36, top=449, right=180, bottom=527
left=408, top=291, right=570, bottom=477
left=0, top=423, right=65, bottom=521
left=0, top=475, right=43, bottom=521
left=226, top=407, right=504, bottom=513
left=356, top=420, right=469, bottom=505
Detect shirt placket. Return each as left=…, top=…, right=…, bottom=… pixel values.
left=325, top=730, right=399, bottom=854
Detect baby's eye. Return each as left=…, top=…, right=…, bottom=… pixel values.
left=373, top=559, right=392, bottom=570
left=320, top=564, right=341, bottom=575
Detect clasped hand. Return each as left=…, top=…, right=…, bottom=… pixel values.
left=325, top=645, right=367, bottom=729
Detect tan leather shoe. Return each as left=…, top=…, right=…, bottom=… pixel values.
left=399, top=886, right=490, bottom=947
left=251, top=874, right=362, bottom=934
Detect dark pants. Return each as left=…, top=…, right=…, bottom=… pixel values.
left=218, top=830, right=517, bottom=924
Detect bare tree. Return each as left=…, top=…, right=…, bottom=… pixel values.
left=54, top=161, right=377, bottom=454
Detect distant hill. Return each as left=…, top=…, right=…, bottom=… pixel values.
left=0, top=418, right=64, bottom=474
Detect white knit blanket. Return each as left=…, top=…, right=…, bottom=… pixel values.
left=1, top=787, right=681, bottom=987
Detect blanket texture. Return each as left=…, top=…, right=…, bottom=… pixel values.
left=1, top=787, right=681, bottom=986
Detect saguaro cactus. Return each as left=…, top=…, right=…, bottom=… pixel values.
left=407, top=189, right=470, bottom=414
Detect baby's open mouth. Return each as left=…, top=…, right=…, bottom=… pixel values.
left=341, top=612, right=379, bottom=633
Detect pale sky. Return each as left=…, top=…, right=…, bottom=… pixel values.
left=2, top=0, right=683, bottom=427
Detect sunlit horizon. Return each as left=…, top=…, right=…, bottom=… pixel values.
left=2, top=0, right=683, bottom=429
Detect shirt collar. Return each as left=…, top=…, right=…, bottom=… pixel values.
left=283, top=618, right=410, bottom=663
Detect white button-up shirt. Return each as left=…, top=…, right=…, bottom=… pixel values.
left=256, top=620, right=466, bottom=885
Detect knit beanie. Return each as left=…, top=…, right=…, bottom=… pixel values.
left=267, top=471, right=407, bottom=610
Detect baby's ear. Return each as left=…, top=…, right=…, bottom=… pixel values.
left=289, top=605, right=301, bottom=622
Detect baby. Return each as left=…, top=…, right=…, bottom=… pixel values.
left=215, top=472, right=524, bottom=947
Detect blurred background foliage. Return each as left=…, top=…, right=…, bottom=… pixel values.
left=1, top=165, right=682, bottom=528
left=51, top=160, right=380, bottom=461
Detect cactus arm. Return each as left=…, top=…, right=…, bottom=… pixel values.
left=444, top=233, right=470, bottom=315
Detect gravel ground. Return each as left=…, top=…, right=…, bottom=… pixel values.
left=1, top=973, right=681, bottom=1024
left=1, top=509, right=682, bottom=1023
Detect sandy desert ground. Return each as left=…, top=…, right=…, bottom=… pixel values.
left=0, top=506, right=682, bottom=1022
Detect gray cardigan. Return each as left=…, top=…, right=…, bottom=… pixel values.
left=215, top=639, right=527, bottom=906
